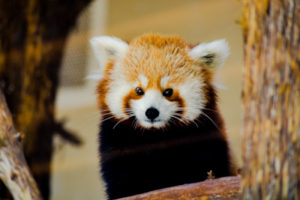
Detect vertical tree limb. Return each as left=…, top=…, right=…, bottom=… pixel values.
left=0, top=0, right=91, bottom=198
left=241, top=0, right=300, bottom=199
left=0, top=89, right=41, bottom=200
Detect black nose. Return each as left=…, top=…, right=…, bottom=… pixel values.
left=145, top=107, right=159, bottom=121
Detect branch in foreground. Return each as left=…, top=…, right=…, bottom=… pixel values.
left=0, top=90, right=41, bottom=200
left=118, top=176, right=240, bottom=200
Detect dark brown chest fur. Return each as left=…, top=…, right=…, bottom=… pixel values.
left=99, top=99, right=236, bottom=199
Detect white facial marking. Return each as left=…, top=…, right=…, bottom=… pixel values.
left=106, top=62, right=132, bottom=119
left=177, top=78, right=204, bottom=121
left=131, top=89, right=178, bottom=128
left=138, top=74, right=149, bottom=88
left=160, top=76, right=170, bottom=88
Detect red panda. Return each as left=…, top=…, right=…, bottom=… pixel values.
left=90, top=34, right=237, bottom=199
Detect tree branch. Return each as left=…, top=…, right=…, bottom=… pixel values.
left=0, top=89, right=41, bottom=200
left=117, top=176, right=240, bottom=200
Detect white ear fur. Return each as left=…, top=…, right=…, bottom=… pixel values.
left=90, top=36, right=129, bottom=74
left=188, top=39, right=230, bottom=69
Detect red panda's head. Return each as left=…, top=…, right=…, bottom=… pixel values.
left=90, top=34, right=229, bottom=129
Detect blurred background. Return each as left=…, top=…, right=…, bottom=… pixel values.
left=53, top=0, right=243, bottom=199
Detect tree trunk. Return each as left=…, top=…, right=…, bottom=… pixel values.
left=0, top=0, right=91, bottom=198
left=0, top=89, right=41, bottom=200
left=241, top=0, right=300, bottom=199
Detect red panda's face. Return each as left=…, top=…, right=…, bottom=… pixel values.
left=91, top=34, right=229, bottom=129
left=128, top=76, right=204, bottom=129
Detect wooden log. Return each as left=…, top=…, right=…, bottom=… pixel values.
left=117, top=176, right=241, bottom=200
left=0, top=89, right=41, bottom=200
left=241, top=0, right=300, bottom=199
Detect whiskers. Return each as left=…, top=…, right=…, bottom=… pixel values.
left=172, top=106, right=220, bottom=130
left=112, top=108, right=135, bottom=129
left=200, top=112, right=220, bottom=130
left=170, top=113, right=189, bottom=126
left=170, top=114, right=199, bottom=128
left=100, top=109, right=115, bottom=123
left=132, top=118, right=139, bottom=130
left=100, top=108, right=141, bottom=130
left=100, top=106, right=220, bottom=131
left=172, top=107, right=199, bottom=128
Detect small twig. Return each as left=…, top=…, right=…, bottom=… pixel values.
left=207, top=170, right=215, bottom=180
left=54, top=120, right=82, bottom=146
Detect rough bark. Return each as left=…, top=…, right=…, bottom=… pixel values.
left=0, top=89, right=41, bottom=200
left=241, top=0, right=300, bottom=199
left=0, top=0, right=91, bottom=198
left=117, top=176, right=241, bottom=200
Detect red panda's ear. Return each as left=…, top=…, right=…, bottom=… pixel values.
left=90, top=36, right=129, bottom=72
left=188, top=39, right=230, bottom=69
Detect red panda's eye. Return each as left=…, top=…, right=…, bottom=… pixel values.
left=163, top=88, right=173, bottom=97
left=135, top=87, right=144, bottom=96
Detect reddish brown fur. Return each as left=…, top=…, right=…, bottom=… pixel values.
left=97, top=62, right=114, bottom=115
left=123, top=89, right=144, bottom=115
left=97, top=34, right=214, bottom=116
